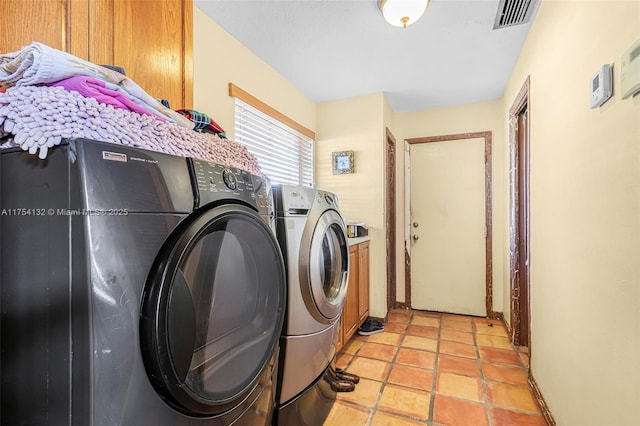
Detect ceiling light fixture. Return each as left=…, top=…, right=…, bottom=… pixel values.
left=378, top=0, right=429, bottom=28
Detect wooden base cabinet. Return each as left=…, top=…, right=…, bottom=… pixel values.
left=337, top=241, right=370, bottom=351
left=357, top=242, right=370, bottom=326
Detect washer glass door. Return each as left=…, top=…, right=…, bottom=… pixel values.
left=308, top=210, right=349, bottom=320
left=140, top=205, right=286, bottom=416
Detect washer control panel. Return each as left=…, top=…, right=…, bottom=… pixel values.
left=191, top=159, right=271, bottom=216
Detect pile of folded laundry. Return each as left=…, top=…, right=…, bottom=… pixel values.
left=0, top=42, right=261, bottom=175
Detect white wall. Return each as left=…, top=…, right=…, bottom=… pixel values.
left=502, top=1, right=640, bottom=424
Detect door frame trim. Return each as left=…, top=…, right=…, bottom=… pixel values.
left=385, top=127, right=398, bottom=311
left=509, top=76, right=532, bottom=346
left=405, top=131, right=498, bottom=318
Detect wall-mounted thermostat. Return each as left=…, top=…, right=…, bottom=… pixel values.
left=590, top=64, right=612, bottom=109
left=621, top=39, right=640, bottom=99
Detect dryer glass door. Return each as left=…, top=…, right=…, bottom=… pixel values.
left=140, top=205, right=286, bottom=416
left=309, top=210, right=349, bottom=320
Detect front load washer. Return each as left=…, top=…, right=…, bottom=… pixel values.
left=0, top=139, right=286, bottom=425
left=272, top=185, right=350, bottom=425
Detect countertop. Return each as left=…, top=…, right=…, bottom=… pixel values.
left=347, top=236, right=371, bottom=246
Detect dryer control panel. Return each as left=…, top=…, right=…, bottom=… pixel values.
left=315, top=190, right=339, bottom=211
left=274, top=185, right=342, bottom=218
left=190, top=159, right=272, bottom=216
left=275, top=185, right=314, bottom=216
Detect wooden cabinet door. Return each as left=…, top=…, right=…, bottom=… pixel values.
left=91, top=0, right=193, bottom=109
left=358, top=241, right=370, bottom=323
left=0, top=0, right=193, bottom=110
left=0, top=0, right=88, bottom=58
left=343, top=245, right=360, bottom=342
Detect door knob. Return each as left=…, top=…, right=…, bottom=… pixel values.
left=412, top=234, right=419, bottom=241
left=412, top=222, right=419, bottom=228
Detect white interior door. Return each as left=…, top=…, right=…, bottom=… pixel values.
left=409, top=138, right=486, bottom=316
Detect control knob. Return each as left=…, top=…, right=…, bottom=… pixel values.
left=222, top=169, right=237, bottom=190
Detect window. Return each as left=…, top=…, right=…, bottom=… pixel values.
left=233, top=98, right=314, bottom=187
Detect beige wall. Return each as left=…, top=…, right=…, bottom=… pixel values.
left=316, top=93, right=388, bottom=317
left=394, top=100, right=506, bottom=313
left=502, top=0, right=640, bottom=424
left=193, top=7, right=316, bottom=140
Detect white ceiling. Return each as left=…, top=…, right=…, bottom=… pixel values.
left=195, top=0, right=539, bottom=113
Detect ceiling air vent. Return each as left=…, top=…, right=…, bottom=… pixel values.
left=493, top=0, right=539, bottom=29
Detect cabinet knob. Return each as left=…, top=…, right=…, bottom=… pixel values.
left=412, top=222, right=419, bottom=228
left=412, top=234, right=419, bottom=241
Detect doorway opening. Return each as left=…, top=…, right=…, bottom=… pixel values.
left=509, top=76, right=531, bottom=347
left=404, top=132, right=497, bottom=318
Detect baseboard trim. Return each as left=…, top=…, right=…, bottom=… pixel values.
left=488, top=310, right=503, bottom=321
left=368, top=315, right=387, bottom=324
left=498, top=316, right=555, bottom=425
left=529, top=373, right=556, bottom=426
left=501, top=315, right=513, bottom=337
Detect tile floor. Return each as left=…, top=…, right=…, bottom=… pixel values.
left=324, top=309, right=545, bottom=426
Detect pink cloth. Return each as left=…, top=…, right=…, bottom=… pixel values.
left=49, top=76, right=164, bottom=121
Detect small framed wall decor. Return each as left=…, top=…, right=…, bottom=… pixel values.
left=332, top=151, right=354, bottom=175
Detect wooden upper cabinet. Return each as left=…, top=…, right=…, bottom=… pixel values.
left=0, top=0, right=193, bottom=110
left=0, top=0, right=74, bottom=54
left=98, top=0, right=193, bottom=109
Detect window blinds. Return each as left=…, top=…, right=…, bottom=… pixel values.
left=234, top=98, right=314, bottom=187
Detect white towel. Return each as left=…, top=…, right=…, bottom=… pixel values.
left=0, top=42, right=193, bottom=129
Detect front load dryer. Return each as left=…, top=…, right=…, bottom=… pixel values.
left=0, top=139, right=286, bottom=425
left=272, top=185, right=350, bottom=425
